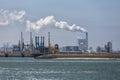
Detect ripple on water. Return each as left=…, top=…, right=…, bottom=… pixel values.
left=0, top=58, right=120, bottom=80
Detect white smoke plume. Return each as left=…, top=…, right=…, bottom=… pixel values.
left=0, top=9, right=26, bottom=26
left=26, top=16, right=55, bottom=31
left=26, top=16, right=87, bottom=32
left=55, top=21, right=87, bottom=32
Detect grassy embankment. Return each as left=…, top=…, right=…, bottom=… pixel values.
left=36, top=53, right=120, bottom=59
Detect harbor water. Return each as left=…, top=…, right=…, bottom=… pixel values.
left=0, top=57, right=120, bottom=80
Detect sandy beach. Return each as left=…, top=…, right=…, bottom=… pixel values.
left=55, top=57, right=120, bottom=60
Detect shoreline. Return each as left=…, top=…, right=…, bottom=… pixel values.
left=36, top=53, right=120, bottom=59
left=1, top=53, right=120, bottom=60
left=55, top=57, right=120, bottom=60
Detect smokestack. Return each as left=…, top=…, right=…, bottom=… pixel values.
left=35, top=36, right=39, bottom=48
left=37, top=36, right=39, bottom=47
left=18, top=40, right=21, bottom=51
left=43, top=36, right=45, bottom=47
left=30, top=32, right=33, bottom=51
left=48, top=32, right=50, bottom=50
left=86, top=32, right=88, bottom=50
left=21, top=32, right=23, bottom=45
left=30, top=32, right=33, bottom=46
left=35, top=36, right=37, bottom=48
left=21, top=32, right=24, bottom=51
left=41, top=36, right=42, bottom=47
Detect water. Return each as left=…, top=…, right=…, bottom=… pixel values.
left=0, top=57, right=120, bottom=80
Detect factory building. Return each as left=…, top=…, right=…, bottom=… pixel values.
left=78, top=32, right=88, bottom=52
left=96, top=41, right=112, bottom=53
left=61, top=32, right=88, bottom=53
left=62, top=46, right=79, bottom=52
left=10, top=31, right=90, bottom=56
left=12, top=32, right=33, bottom=53
left=106, top=41, right=112, bottom=53
left=34, top=36, right=49, bottom=53
left=78, top=39, right=87, bottom=52
left=96, top=46, right=105, bottom=53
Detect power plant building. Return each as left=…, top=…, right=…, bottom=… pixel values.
left=96, top=41, right=112, bottom=53
left=62, top=46, right=79, bottom=52
left=61, top=32, right=88, bottom=53
left=78, top=39, right=88, bottom=52
left=106, top=41, right=112, bottom=53
left=78, top=32, right=88, bottom=52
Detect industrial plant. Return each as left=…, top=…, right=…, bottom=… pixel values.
left=61, top=32, right=88, bottom=53
left=0, top=30, right=114, bottom=58
left=96, top=41, right=112, bottom=53
left=0, top=31, right=60, bottom=57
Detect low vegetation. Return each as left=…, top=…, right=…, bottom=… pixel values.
left=36, top=53, right=120, bottom=59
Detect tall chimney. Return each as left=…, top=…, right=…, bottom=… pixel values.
left=37, top=36, right=39, bottom=47
left=43, top=36, right=45, bottom=47
left=21, top=32, right=24, bottom=51
left=30, top=32, right=33, bottom=46
left=30, top=32, right=33, bottom=51
left=18, top=40, right=21, bottom=51
left=35, top=36, right=37, bottom=48
left=41, top=36, right=42, bottom=47
left=86, top=32, right=88, bottom=50
left=48, top=32, right=50, bottom=50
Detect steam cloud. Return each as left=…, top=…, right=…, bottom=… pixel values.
left=0, top=9, right=87, bottom=33
left=26, top=16, right=55, bottom=31
left=26, top=16, right=87, bottom=32
left=0, top=9, right=26, bottom=26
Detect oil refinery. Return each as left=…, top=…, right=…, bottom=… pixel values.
left=0, top=31, right=114, bottom=58
left=0, top=32, right=60, bottom=57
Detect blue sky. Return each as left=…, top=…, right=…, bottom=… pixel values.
left=0, top=0, right=120, bottom=50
